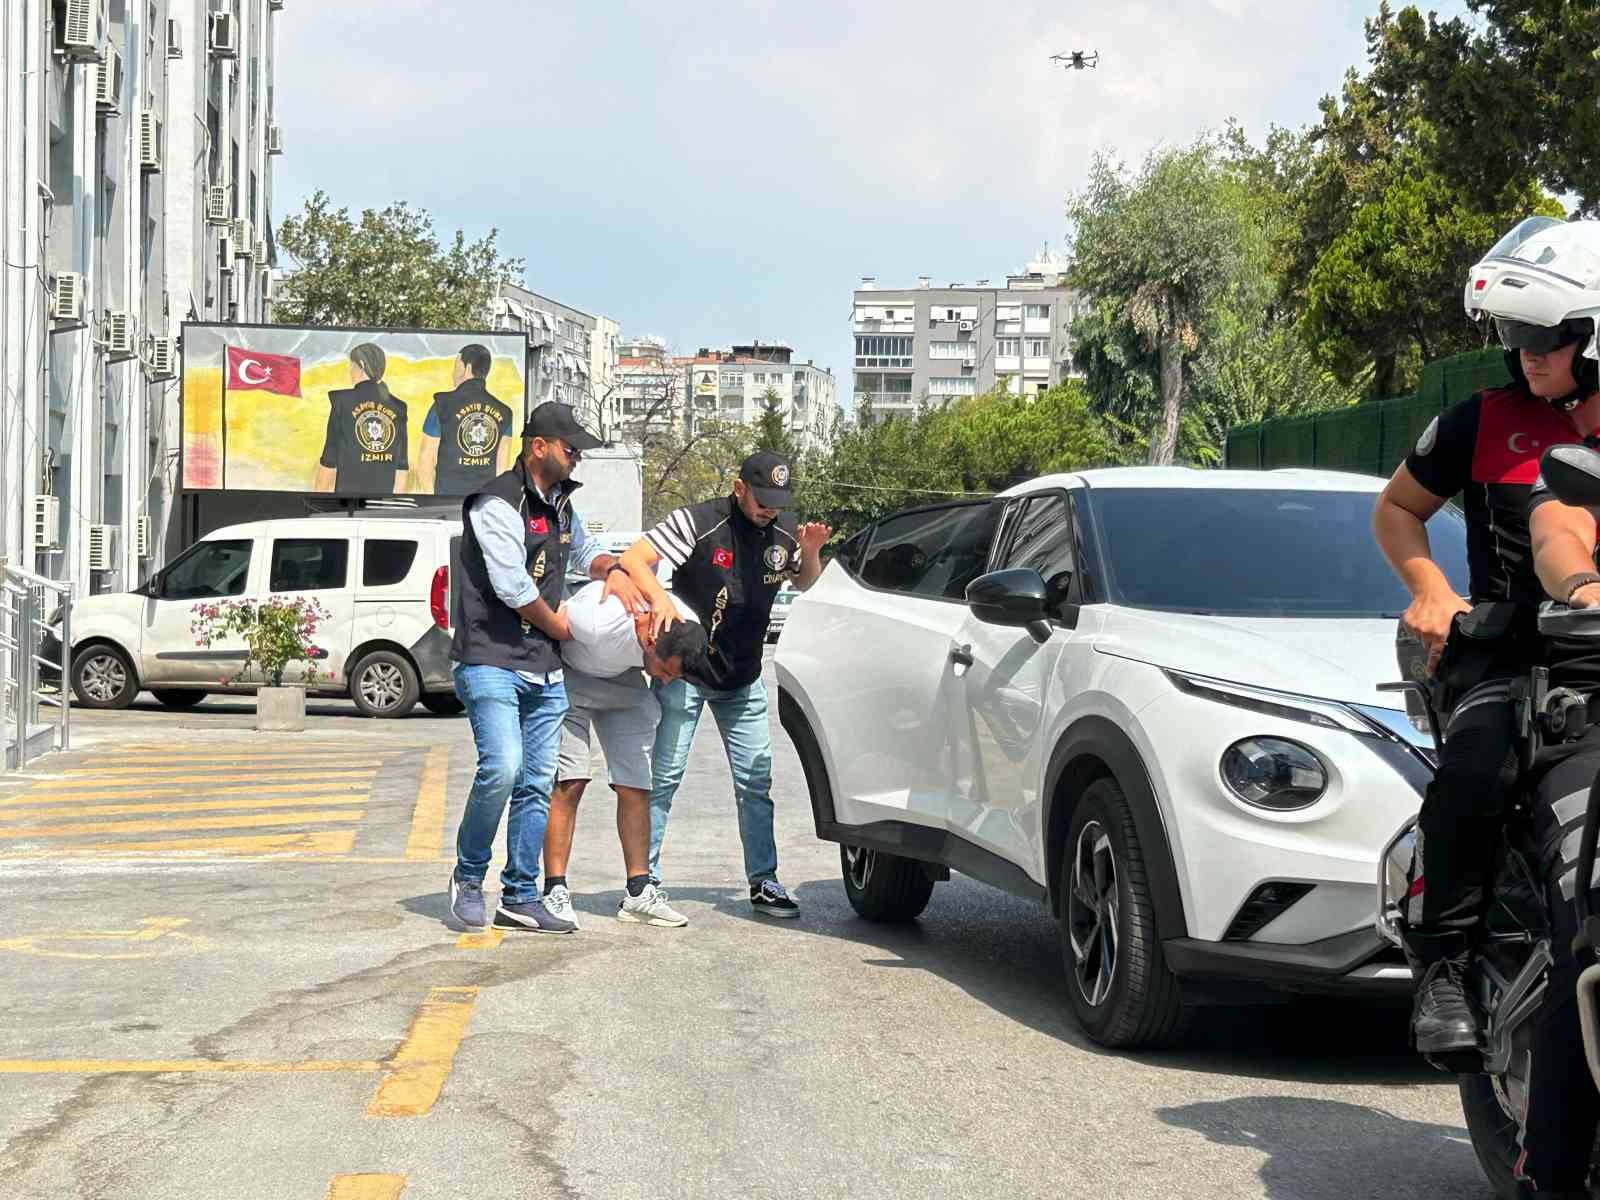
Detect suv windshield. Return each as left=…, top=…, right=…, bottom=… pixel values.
left=1087, top=487, right=1469, bottom=618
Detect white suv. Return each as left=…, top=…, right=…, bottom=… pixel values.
left=776, top=468, right=1466, bottom=1047
left=46, top=516, right=464, bottom=718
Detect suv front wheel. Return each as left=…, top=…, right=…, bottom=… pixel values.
left=1060, top=776, right=1188, bottom=1047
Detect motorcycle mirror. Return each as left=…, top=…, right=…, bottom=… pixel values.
left=1539, top=444, right=1600, bottom=508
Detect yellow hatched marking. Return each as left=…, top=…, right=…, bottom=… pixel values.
left=0, top=794, right=371, bottom=821
left=64, top=763, right=382, bottom=778
left=0, top=781, right=371, bottom=807
left=454, top=929, right=504, bottom=950
left=0, top=810, right=363, bottom=839
left=0, top=1058, right=382, bottom=1074
left=404, top=747, right=450, bottom=861
left=366, top=986, right=479, bottom=1118
left=327, top=1175, right=407, bottom=1200
left=28, top=770, right=377, bottom=791
left=103, top=750, right=394, bottom=761
left=0, top=917, right=202, bottom=960
left=47, top=830, right=358, bottom=855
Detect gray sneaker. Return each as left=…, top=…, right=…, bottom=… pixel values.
left=493, top=895, right=576, bottom=934
left=448, top=873, right=488, bottom=930
left=543, top=883, right=580, bottom=930
left=618, top=883, right=689, bottom=927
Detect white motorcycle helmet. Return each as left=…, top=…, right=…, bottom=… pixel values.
left=1465, top=216, right=1600, bottom=410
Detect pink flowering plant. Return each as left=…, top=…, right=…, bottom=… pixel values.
left=189, top=597, right=330, bottom=687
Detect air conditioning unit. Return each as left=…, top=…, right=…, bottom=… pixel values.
left=206, top=185, right=230, bottom=225
left=105, top=311, right=136, bottom=361
left=136, top=516, right=152, bottom=559
left=226, top=272, right=241, bottom=306
left=95, top=48, right=122, bottom=112
left=209, top=13, right=238, bottom=58
left=958, top=320, right=975, bottom=332
left=52, top=272, right=84, bottom=324
left=269, top=0, right=284, bottom=9
left=60, top=0, right=100, bottom=61
left=138, top=111, right=161, bottom=172
left=33, top=497, right=60, bottom=549
left=166, top=18, right=183, bottom=58
left=87, top=525, right=115, bottom=572
left=146, top=335, right=177, bottom=380
left=232, top=219, right=254, bottom=253
left=267, top=125, right=283, bottom=155
left=260, top=270, right=274, bottom=302
left=217, top=235, right=234, bottom=274
left=253, top=237, right=268, bottom=263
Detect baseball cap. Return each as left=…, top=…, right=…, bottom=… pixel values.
left=740, top=451, right=794, bottom=508
left=521, top=402, right=603, bottom=450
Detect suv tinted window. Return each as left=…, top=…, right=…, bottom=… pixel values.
left=1002, top=494, right=1077, bottom=620
left=363, top=539, right=419, bottom=587
left=270, top=538, right=349, bottom=593
left=860, top=502, right=999, bottom=601
left=161, top=539, right=252, bottom=599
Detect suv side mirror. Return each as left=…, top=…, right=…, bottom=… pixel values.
left=966, top=568, right=1055, bottom=642
left=1540, top=444, right=1600, bottom=507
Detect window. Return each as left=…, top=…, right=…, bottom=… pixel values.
left=885, top=309, right=896, bottom=319
left=854, top=335, right=914, bottom=368
left=270, top=538, right=349, bottom=593
left=722, top=371, right=744, bottom=388
left=996, top=338, right=1021, bottom=358
left=928, top=376, right=977, bottom=397
left=753, top=373, right=766, bottom=384
left=859, top=502, right=1001, bottom=601
left=1025, top=337, right=1049, bottom=358
left=161, top=540, right=252, bottom=600
left=929, top=340, right=976, bottom=361
left=364, top=540, right=419, bottom=587
left=1001, top=495, right=1077, bottom=620
left=1024, top=303, right=1050, bottom=320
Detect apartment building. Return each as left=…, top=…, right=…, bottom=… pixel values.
left=851, top=254, right=1088, bottom=423
left=0, top=0, right=283, bottom=592
left=683, top=343, right=835, bottom=457
left=493, top=283, right=621, bottom=436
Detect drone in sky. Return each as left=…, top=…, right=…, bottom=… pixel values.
left=1050, top=51, right=1100, bottom=70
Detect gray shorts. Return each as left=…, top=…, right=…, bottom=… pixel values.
left=556, top=667, right=661, bottom=792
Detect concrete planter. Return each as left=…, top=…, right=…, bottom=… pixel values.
left=256, top=685, right=306, bottom=732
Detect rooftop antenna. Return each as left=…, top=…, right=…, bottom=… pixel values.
left=1050, top=51, right=1100, bottom=70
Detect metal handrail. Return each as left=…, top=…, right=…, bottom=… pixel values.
left=0, top=564, right=72, bottom=769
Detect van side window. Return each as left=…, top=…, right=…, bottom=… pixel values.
left=270, top=539, right=349, bottom=593
left=364, top=539, right=419, bottom=587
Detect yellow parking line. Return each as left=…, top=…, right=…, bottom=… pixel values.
left=0, top=1058, right=383, bottom=1074
left=0, top=810, right=364, bottom=839
left=0, top=795, right=372, bottom=821
left=403, top=747, right=450, bottom=861
left=45, top=830, right=359, bottom=855
left=29, top=771, right=378, bottom=791
left=0, top=781, right=371, bottom=807
left=454, top=930, right=503, bottom=950
left=65, top=763, right=382, bottom=778
left=366, top=986, right=479, bottom=1118
left=327, top=1175, right=407, bottom=1200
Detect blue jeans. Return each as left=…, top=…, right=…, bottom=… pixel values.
left=452, top=663, right=568, bottom=904
left=648, top=676, right=776, bottom=885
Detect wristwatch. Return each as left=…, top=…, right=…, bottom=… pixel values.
left=605, top=562, right=628, bottom=577
left=1560, top=571, right=1600, bottom=602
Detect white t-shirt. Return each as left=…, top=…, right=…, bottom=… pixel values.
left=561, top=582, right=697, bottom=678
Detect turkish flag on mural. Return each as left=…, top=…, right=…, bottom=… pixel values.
left=225, top=346, right=302, bottom=397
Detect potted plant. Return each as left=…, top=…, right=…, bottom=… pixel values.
left=190, top=596, right=329, bottom=731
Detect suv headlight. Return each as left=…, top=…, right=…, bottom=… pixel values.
left=1220, top=737, right=1328, bottom=810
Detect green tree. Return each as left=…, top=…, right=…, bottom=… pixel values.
left=752, top=386, right=798, bottom=459
left=642, top=418, right=752, bottom=526
left=276, top=190, right=525, bottom=328
left=1066, top=139, right=1255, bottom=464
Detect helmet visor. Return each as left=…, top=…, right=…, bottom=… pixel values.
left=1495, top=317, right=1583, bottom=355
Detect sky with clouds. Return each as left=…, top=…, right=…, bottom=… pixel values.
left=271, top=0, right=1472, bottom=386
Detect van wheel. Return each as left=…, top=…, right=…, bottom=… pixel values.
left=420, top=693, right=464, bottom=716
left=348, top=650, right=419, bottom=718
left=71, top=644, right=138, bottom=709
left=1060, top=777, right=1189, bottom=1048
left=841, top=844, right=935, bottom=922
left=151, top=689, right=206, bottom=710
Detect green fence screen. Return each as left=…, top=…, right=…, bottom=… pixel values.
left=1223, top=348, right=1511, bottom=476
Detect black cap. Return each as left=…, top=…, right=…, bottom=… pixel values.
left=521, top=402, right=603, bottom=450
left=740, top=451, right=793, bottom=508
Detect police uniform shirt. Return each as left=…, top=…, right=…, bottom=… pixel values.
left=423, top=378, right=514, bottom=496
left=319, top=379, right=409, bottom=495
left=646, top=497, right=802, bottom=691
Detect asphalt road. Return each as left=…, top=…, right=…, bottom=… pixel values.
left=0, top=665, right=1487, bottom=1200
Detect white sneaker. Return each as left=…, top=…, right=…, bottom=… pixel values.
left=618, top=883, right=688, bottom=927
left=543, top=883, right=580, bottom=930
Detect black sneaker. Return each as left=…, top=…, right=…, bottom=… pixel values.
left=750, top=879, right=800, bottom=919
left=493, top=896, right=577, bottom=934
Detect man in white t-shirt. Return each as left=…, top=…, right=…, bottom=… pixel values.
left=540, top=580, right=706, bottom=928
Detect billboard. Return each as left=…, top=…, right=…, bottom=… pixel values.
left=181, top=322, right=529, bottom=496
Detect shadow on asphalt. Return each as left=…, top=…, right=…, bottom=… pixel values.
left=785, top=873, right=1437, bottom=1089
left=74, top=696, right=467, bottom=721
left=1155, top=1096, right=1485, bottom=1200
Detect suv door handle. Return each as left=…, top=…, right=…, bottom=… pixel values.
left=950, top=643, right=974, bottom=668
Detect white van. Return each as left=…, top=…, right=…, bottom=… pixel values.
left=49, top=516, right=464, bottom=718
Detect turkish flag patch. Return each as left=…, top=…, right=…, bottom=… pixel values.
left=528, top=517, right=549, bottom=534
left=712, top=548, right=734, bottom=569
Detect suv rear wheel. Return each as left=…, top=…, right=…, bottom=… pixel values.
left=1060, top=776, right=1188, bottom=1047
left=840, top=844, right=935, bottom=922
left=348, top=650, right=419, bottom=718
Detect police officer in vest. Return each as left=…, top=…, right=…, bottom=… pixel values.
left=447, top=402, right=640, bottom=934
left=612, top=452, right=832, bottom=917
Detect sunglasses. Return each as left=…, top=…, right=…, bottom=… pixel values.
left=1496, top=317, right=1585, bottom=356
